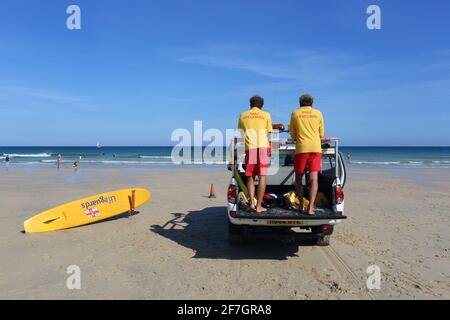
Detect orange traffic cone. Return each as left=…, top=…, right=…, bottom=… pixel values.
left=208, top=184, right=216, bottom=198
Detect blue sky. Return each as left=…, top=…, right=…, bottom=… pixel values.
left=1, top=0, right=449, bottom=146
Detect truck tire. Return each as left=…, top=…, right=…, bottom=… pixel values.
left=228, top=233, right=244, bottom=245
left=316, top=235, right=331, bottom=246
left=228, top=221, right=243, bottom=234
left=228, top=221, right=244, bottom=245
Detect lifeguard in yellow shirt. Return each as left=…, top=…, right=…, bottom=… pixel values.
left=290, top=94, right=324, bottom=215
left=238, top=95, right=272, bottom=213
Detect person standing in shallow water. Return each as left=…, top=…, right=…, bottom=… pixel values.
left=57, top=153, right=62, bottom=169
left=5, top=154, right=10, bottom=168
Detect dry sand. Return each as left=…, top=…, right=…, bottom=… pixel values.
left=0, top=166, right=449, bottom=299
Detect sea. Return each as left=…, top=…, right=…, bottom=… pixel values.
left=0, top=146, right=450, bottom=170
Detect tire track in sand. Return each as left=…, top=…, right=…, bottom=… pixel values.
left=321, top=245, right=376, bottom=300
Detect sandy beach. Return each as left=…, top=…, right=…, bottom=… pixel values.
left=0, top=166, right=449, bottom=299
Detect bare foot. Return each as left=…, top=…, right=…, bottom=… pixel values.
left=256, top=206, right=267, bottom=214
left=306, top=204, right=316, bottom=215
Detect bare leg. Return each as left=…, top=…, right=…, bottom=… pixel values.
left=247, top=176, right=255, bottom=209
left=308, top=172, right=319, bottom=215
left=295, top=172, right=304, bottom=211
left=256, top=176, right=267, bottom=213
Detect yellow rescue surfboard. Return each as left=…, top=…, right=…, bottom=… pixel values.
left=24, top=188, right=151, bottom=233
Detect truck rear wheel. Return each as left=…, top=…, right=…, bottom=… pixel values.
left=228, top=221, right=244, bottom=245
left=228, top=233, right=244, bottom=245
left=228, top=221, right=243, bottom=234
left=316, top=235, right=331, bottom=246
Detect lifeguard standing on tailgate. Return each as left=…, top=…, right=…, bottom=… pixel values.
left=238, top=96, right=272, bottom=213
left=290, top=94, right=325, bottom=215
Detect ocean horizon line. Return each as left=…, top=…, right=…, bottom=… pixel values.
left=0, top=145, right=449, bottom=148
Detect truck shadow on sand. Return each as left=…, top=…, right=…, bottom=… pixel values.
left=150, top=206, right=316, bottom=260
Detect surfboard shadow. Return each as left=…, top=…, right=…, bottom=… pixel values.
left=150, top=206, right=316, bottom=260
left=88, top=210, right=141, bottom=225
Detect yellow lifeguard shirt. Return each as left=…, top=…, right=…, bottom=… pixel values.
left=238, top=107, right=272, bottom=150
left=289, top=106, right=324, bottom=154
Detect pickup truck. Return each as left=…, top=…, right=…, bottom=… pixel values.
left=226, top=129, right=347, bottom=246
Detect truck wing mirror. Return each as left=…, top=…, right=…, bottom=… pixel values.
left=272, top=124, right=285, bottom=131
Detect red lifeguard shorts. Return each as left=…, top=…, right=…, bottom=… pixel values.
left=294, top=152, right=322, bottom=174
left=245, top=148, right=270, bottom=177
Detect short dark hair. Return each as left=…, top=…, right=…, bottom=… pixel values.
left=249, top=95, right=264, bottom=109
left=299, top=94, right=314, bottom=107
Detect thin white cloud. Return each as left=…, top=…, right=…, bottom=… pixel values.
left=175, top=46, right=404, bottom=94
left=0, top=85, right=96, bottom=111
left=175, top=45, right=450, bottom=109
left=175, top=45, right=450, bottom=132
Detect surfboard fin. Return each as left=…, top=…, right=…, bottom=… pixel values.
left=128, top=190, right=136, bottom=215
left=128, top=195, right=132, bottom=213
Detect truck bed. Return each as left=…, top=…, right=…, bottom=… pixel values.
left=236, top=207, right=346, bottom=220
